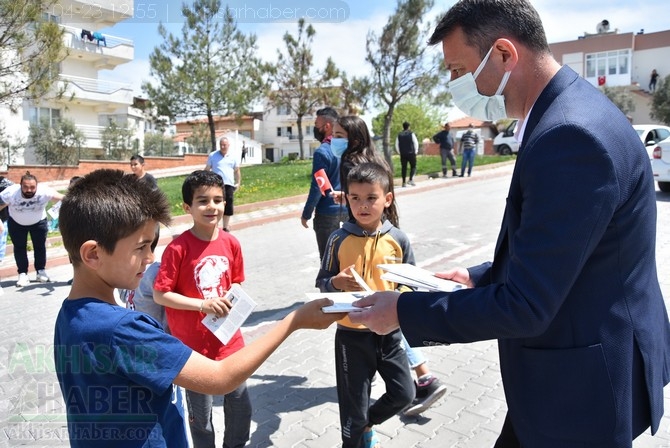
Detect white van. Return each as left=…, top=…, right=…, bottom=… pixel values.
left=493, top=120, right=519, bottom=155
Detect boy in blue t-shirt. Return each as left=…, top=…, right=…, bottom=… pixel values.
left=54, top=169, right=342, bottom=447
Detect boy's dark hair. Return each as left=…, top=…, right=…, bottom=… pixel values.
left=402, top=122, right=410, bottom=130
left=68, top=176, right=82, bottom=188
left=347, top=162, right=399, bottom=228
left=182, top=170, right=224, bottom=206
left=130, top=154, right=145, bottom=164
left=60, top=169, right=171, bottom=265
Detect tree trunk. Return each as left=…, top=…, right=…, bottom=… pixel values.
left=207, top=110, right=216, bottom=153
left=382, top=109, right=395, bottom=172
left=297, top=114, right=304, bottom=160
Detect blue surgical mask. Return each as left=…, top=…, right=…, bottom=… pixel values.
left=330, top=138, right=348, bottom=158
left=448, top=46, right=511, bottom=121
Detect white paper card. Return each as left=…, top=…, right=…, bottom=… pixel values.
left=305, top=292, right=371, bottom=313
left=201, top=284, right=257, bottom=345
left=377, top=263, right=465, bottom=292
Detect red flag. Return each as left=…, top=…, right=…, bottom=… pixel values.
left=597, top=75, right=606, bottom=86
left=314, top=168, right=333, bottom=196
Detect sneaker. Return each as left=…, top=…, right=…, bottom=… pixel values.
left=407, top=180, right=416, bottom=186
left=402, top=182, right=407, bottom=188
left=16, top=273, right=29, bottom=288
left=36, top=270, right=50, bottom=283
left=403, top=376, right=447, bottom=416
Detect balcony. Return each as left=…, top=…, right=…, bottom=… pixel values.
left=60, top=75, right=133, bottom=109
left=62, top=25, right=133, bottom=69
left=55, top=0, right=133, bottom=27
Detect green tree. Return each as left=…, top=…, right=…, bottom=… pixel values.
left=144, top=133, right=175, bottom=156
left=600, top=86, right=635, bottom=116
left=0, top=122, right=24, bottom=166
left=186, top=123, right=211, bottom=154
left=0, top=0, right=67, bottom=112
left=372, top=100, right=442, bottom=149
left=29, top=117, right=84, bottom=165
left=267, top=18, right=340, bottom=160
left=142, top=0, right=267, bottom=153
left=651, top=76, right=670, bottom=125
left=365, top=0, right=447, bottom=169
left=101, top=121, right=134, bottom=160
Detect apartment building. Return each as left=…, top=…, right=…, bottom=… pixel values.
left=549, top=21, right=670, bottom=124
left=260, top=101, right=322, bottom=162
left=0, top=0, right=136, bottom=165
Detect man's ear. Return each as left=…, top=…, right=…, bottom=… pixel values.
left=494, top=38, right=518, bottom=71
left=79, top=240, right=102, bottom=270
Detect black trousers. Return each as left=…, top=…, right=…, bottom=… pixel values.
left=335, top=327, right=414, bottom=448
left=7, top=216, right=48, bottom=274
left=400, top=152, right=417, bottom=183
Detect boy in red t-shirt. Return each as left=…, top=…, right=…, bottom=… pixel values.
left=154, top=170, right=250, bottom=447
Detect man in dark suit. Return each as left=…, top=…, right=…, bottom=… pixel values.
left=349, top=0, right=670, bottom=446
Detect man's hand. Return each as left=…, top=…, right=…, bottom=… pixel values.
left=330, top=191, right=344, bottom=205
left=348, top=291, right=401, bottom=335
left=434, top=267, right=474, bottom=288
left=301, top=217, right=309, bottom=229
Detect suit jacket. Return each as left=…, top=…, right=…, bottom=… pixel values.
left=399, top=66, right=670, bottom=447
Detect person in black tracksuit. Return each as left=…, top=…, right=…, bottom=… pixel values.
left=432, top=122, right=458, bottom=177
left=395, top=121, right=419, bottom=187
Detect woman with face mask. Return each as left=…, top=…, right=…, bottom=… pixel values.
left=329, top=116, right=387, bottom=218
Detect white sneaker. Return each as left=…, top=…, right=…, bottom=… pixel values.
left=36, top=270, right=50, bottom=283
left=16, top=273, right=29, bottom=287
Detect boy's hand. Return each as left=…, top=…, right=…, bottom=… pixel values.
left=332, top=265, right=362, bottom=292
left=202, top=297, right=233, bottom=318
left=290, top=298, right=344, bottom=330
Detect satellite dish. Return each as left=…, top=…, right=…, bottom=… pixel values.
left=596, top=20, right=610, bottom=33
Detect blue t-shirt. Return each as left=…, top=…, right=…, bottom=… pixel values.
left=54, top=298, right=192, bottom=447
left=206, top=151, right=238, bottom=186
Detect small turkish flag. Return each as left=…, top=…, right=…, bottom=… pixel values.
left=314, top=168, right=333, bottom=196
left=598, top=75, right=606, bottom=86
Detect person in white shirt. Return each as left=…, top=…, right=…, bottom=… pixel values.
left=205, top=136, right=241, bottom=231
left=0, top=172, right=64, bottom=287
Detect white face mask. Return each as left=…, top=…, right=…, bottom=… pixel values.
left=448, top=46, right=512, bottom=121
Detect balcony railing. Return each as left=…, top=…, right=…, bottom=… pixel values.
left=61, top=74, right=133, bottom=106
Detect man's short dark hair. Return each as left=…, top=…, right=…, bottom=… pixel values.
left=182, top=170, right=224, bottom=206
left=130, top=154, right=145, bottom=164
left=402, top=122, right=410, bottom=130
left=428, top=0, right=550, bottom=56
left=316, top=107, right=339, bottom=124
left=60, top=169, right=171, bottom=266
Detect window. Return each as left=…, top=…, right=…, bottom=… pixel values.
left=276, top=104, right=291, bottom=115
left=585, top=49, right=630, bottom=78
left=29, top=107, right=61, bottom=127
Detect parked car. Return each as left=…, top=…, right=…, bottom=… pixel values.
left=652, top=141, right=670, bottom=192
left=493, top=119, right=519, bottom=155
left=633, top=124, right=670, bottom=159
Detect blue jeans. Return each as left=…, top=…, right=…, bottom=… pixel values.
left=401, top=333, right=426, bottom=369
left=7, top=217, right=48, bottom=274
left=461, top=148, right=475, bottom=176
left=186, top=382, right=251, bottom=448
left=313, top=211, right=347, bottom=260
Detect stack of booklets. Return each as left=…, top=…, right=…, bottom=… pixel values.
left=377, top=263, right=465, bottom=292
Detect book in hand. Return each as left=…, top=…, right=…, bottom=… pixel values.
left=305, top=292, right=372, bottom=313
left=201, top=284, right=257, bottom=344
left=377, top=263, right=465, bottom=292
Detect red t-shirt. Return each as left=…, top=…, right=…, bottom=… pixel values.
left=154, top=230, right=245, bottom=360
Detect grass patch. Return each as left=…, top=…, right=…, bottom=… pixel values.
left=159, top=153, right=514, bottom=217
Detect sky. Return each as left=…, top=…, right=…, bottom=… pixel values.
left=99, top=0, right=669, bottom=115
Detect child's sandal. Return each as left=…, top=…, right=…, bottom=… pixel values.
left=363, top=429, right=380, bottom=448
